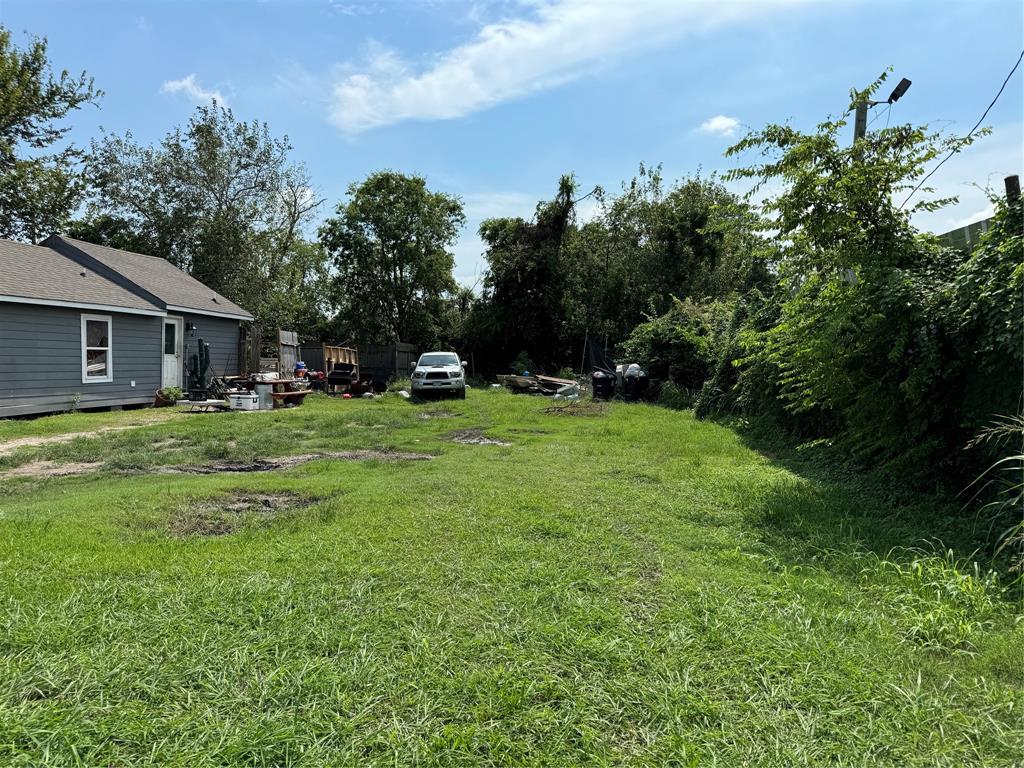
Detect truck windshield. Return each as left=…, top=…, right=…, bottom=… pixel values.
left=419, top=353, right=459, bottom=366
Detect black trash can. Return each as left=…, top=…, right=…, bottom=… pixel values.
left=591, top=370, right=615, bottom=400
left=623, top=371, right=649, bottom=402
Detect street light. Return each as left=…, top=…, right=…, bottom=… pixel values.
left=855, top=77, right=911, bottom=141
left=887, top=77, right=912, bottom=104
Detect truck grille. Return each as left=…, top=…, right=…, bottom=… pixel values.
left=425, top=371, right=449, bottom=380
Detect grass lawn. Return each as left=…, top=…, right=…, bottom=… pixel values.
left=0, top=391, right=1020, bottom=766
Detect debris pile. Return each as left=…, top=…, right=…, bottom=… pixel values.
left=496, top=374, right=580, bottom=399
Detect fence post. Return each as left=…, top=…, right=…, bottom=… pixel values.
left=1005, top=174, right=1020, bottom=204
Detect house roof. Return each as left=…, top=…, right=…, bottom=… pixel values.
left=48, top=236, right=254, bottom=321
left=0, top=239, right=165, bottom=315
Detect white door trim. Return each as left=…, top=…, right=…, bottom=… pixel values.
left=162, top=316, right=184, bottom=388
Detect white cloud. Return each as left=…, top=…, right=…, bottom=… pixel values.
left=160, top=74, right=227, bottom=107
left=329, top=0, right=785, bottom=134
left=331, top=1, right=381, bottom=16
left=698, top=114, right=740, bottom=136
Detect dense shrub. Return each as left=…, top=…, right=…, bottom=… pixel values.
left=619, top=297, right=731, bottom=390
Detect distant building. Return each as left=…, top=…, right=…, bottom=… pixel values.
left=936, top=217, right=993, bottom=253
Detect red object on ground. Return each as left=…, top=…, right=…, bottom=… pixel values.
left=343, top=393, right=352, bottom=399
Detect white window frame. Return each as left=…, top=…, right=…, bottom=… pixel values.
left=81, top=314, right=113, bottom=384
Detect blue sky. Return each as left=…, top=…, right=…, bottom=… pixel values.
left=3, top=0, right=1022, bottom=284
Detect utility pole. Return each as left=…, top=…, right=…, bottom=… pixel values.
left=1006, top=175, right=1022, bottom=236
left=853, top=101, right=869, bottom=142
left=1005, top=174, right=1020, bottom=204
left=853, top=77, right=911, bottom=144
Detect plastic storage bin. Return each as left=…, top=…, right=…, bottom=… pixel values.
left=228, top=392, right=260, bottom=411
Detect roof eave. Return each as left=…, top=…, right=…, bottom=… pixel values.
left=0, top=294, right=167, bottom=317
left=165, top=304, right=254, bottom=322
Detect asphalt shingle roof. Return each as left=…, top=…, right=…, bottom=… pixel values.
left=0, top=239, right=162, bottom=313
left=52, top=236, right=253, bottom=320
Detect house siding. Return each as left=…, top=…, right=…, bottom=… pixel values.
left=0, top=303, right=162, bottom=417
left=177, top=313, right=243, bottom=378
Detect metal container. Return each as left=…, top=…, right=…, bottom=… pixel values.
left=254, top=382, right=274, bottom=410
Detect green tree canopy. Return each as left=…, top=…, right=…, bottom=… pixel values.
left=319, top=171, right=464, bottom=346
left=79, top=103, right=327, bottom=338
left=474, top=174, right=577, bottom=370
left=0, top=27, right=101, bottom=241
left=718, top=73, right=993, bottom=482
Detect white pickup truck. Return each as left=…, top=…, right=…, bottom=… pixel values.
left=410, top=352, right=467, bottom=399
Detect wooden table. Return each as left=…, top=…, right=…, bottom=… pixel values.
left=244, top=378, right=312, bottom=408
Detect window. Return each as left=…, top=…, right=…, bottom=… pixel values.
left=81, top=314, right=113, bottom=383
left=164, top=322, right=176, bottom=355
left=418, top=353, right=460, bottom=367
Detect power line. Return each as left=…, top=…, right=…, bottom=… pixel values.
left=867, top=103, right=890, bottom=128
left=899, top=47, right=1024, bottom=210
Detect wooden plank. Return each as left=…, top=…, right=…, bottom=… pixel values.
left=535, top=374, right=576, bottom=387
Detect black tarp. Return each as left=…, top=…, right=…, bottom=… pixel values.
left=582, top=336, right=616, bottom=375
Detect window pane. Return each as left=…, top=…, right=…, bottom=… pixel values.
left=419, top=353, right=459, bottom=366
left=164, top=323, right=176, bottom=355
left=85, top=349, right=108, bottom=378
left=86, top=320, right=109, bottom=348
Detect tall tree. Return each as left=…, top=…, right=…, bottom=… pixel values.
left=471, top=174, right=577, bottom=371
left=722, top=74, right=983, bottom=481
left=81, top=103, right=326, bottom=337
left=0, top=27, right=101, bottom=241
left=319, top=171, right=464, bottom=345
left=565, top=165, right=769, bottom=343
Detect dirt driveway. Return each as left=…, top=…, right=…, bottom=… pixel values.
left=0, top=410, right=184, bottom=457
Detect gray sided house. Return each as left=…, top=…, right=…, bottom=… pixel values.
left=0, top=236, right=253, bottom=418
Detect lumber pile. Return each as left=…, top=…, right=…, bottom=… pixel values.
left=497, top=374, right=579, bottom=397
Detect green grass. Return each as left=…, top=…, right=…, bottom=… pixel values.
left=0, top=392, right=1020, bottom=766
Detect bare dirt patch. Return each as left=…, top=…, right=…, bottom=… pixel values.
left=167, top=492, right=305, bottom=537
left=447, top=429, right=511, bottom=446
left=0, top=460, right=103, bottom=479
left=151, top=437, right=187, bottom=451
left=542, top=401, right=608, bottom=417
left=162, top=449, right=434, bottom=474
left=418, top=409, right=460, bottom=421
left=0, top=411, right=183, bottom=457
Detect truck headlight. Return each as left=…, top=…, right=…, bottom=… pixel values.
left=448, top=371, right=462, bottom=379
left=412, top=371, right=425, bottom=379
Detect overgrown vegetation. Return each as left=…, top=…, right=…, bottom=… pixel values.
left=0, top=393, right=1020, bottom=765
left=1, top=27, right=1019, bottom=624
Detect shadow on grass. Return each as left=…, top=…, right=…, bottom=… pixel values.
left=730, top=427, right=1004, bottom=575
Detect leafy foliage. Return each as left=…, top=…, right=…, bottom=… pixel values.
left=462, top=169, right=768, bottom=375
left=80, top=104, right=327, bottom=340
left=947, top=194, right=1024, bottom=435
left=704, top=74, right=1002, bottom=486
left=0, top=27, right=101, bottom=241
left=619, top=297, right=731, bottom=390
left=466, top=175, right=577, bottom=371
left=319, top=171, right=465, bottom=347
